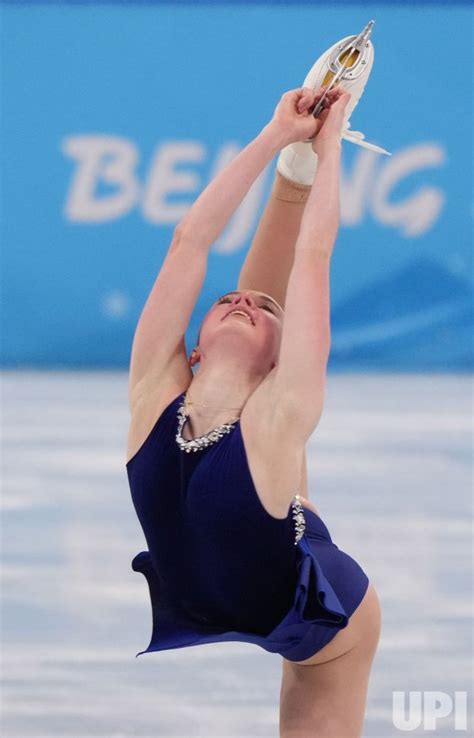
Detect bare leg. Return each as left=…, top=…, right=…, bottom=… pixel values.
left=279, top=584, right=382, bottom=738
left=237, top=171, right=311, bottom=310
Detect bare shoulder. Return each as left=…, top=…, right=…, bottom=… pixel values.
left=239, top=369, right=307, bottom=519
left=126, top=352, right=193, bottom=465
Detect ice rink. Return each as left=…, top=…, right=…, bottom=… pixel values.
left=1, top=370, right=472, bottom=737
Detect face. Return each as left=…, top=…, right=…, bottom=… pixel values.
left=197, top=289, right=284, bottom=373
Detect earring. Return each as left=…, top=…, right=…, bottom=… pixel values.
left=188, top=348, right=200, bottom=366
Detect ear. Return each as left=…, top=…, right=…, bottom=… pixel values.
left=188, top=348, right=201, bottom=367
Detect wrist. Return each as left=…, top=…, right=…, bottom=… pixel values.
left=261, top=121, right=291, bottom=153
left=314, top=141, right=342, bottom=160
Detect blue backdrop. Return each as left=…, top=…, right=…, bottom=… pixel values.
left=1, top=2, right=472, bottom=369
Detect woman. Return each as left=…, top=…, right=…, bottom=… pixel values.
left=126, top=80, right=382, bottom=737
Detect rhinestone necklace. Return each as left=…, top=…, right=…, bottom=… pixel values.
left=175, top=394, right=306, bottom=545
left=175, top=395, right=239, bottom=454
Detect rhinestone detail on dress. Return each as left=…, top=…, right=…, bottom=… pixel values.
left=175, top=395, right=306, bottom=545
left=291, top=494, right=306, bottom=545
left=175, top=395, right=239, bottom=454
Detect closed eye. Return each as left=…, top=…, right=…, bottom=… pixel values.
left=217, top=296, right=276, bottom=314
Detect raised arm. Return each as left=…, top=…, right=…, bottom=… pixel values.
left=128, top=89, right=317, bottom=406
left=177, top=88, right=320, bottom=250
left=271, top=90, right=351, bottom=442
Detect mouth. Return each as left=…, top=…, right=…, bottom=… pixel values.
left=223, top=308, right=255, bottom=326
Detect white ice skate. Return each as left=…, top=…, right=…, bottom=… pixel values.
left=277, top=20, right=391, bottom=186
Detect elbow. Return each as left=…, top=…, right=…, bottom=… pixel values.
left=170, top=221, right=192, bottom=253
left=174, top=210, right=199, bottom=239
left=173, top=219, right=188, bottom=242
left=172, top=218, right=209, bottom=252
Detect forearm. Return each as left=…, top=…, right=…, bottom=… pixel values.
left=237, top=173, right=309, bottom=309
left=295, top=145, right=342, bottom=255
left=178, top=123, right=286, bottom=250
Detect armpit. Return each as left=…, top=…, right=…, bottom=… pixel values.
left=298, top=496, right=321, bottom=517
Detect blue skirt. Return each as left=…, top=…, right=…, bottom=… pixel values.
left=131, top=509, right=370, bottom=663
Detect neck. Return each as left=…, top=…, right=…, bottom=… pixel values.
left=185, top=362, right=262, bottom=431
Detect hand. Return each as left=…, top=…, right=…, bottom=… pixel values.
left=269, top=86, right=331, bottom=147
left=310, top=86, right=351, bottom=158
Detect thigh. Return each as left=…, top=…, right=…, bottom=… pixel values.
left=279, top=584, right=382, bottom=738
left=289, top=581, right=381, bottom=667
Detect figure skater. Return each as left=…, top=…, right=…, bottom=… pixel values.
left=126, top=32, right=383, bottom=738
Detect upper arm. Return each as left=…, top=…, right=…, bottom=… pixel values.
left=128, top=227, right=208, bottom=408
left=270, top=247, right=331, bottom=442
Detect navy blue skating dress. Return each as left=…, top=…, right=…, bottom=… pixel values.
left=126, top=391, right=369, bottom=663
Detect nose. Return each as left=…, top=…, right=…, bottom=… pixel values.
left=228, top=293, right=257, bottom=325
left=231, top=293, right=256, bottom=308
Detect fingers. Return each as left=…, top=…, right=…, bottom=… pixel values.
left=297, top=84, right=350, bottom=115
left=323, top=85, right=351, bottom=116
left=317, top=107, right=330, bottom=126
left=330, top=86, right=351, bottom=105
left=314, top=90, right=351, bottom=148
left=296, top=87, right=318, bottom=113
left=297, top=87, right=333, bottom=115
left=331, top=90, right=351, bottom=114
left=287, top=83, right=348, bottom=102
left=282, top=84, right=350, bottom=128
